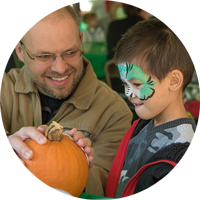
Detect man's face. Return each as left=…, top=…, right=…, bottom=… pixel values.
left=19, top=16, right=84, bottom=99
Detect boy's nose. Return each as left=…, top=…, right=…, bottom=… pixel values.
left=130, top=93, right=136, bottom=98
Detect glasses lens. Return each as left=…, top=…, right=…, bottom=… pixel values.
left=62, top=51, right=82, bottom=62
left=33, top=51, right=82, bottom=64
left=35, top=54, right=55, bottom=62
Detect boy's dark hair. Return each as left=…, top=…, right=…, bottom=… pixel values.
left=114, top=18, right=194, bottom=91
left=122, top=3, right=142, bottom=17
left=83, top=12, right=96, bottom=24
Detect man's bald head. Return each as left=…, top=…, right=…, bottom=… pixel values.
left=16, top=0, right=79, bottom=40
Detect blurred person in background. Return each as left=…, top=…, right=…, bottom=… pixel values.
left=103, top=1, right=125, bottom=21
left=99, top=0, right=122, bottom=34
left=83, top=12, right=106, bottom=43
left=107, top=3, right=150, bottom=60
left=107, top=0, right=167, bottom=22
left=91, top=0, right=107, bottom=20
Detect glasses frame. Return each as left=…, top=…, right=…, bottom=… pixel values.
left=20, top=41, right=84, bottom=62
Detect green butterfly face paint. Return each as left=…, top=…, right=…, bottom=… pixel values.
left=118, top=63, right=157, bottom=100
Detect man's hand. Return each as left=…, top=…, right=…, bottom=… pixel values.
left=63, top=128, right=94, bottom=168
left=8, top=125, right=94, bottom=168
left=8, top=125, right=48, bottom=163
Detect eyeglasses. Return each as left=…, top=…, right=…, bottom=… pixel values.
left=20, top=41, right=84, bottom=64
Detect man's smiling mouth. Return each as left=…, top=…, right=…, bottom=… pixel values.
left=50, top=75, right=69, bottom=81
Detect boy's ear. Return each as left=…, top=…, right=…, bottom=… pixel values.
left=169, top=70, right=183, bottom=91
left=15, top=42, right=24, bottom=62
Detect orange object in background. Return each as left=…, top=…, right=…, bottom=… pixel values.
left=0, top=2, right=19, bottom=19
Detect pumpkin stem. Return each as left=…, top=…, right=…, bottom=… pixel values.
left=45, top=121, right=64, bottom=142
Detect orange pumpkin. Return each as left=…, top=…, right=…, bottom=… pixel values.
left=22, top=121, right=89, bottom=197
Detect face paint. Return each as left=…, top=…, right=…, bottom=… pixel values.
left=118, top=63, right=157, bottom=100
left=126, top=84, right=140, bottom=98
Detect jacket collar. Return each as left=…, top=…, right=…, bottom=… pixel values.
left=14, top=56, right=98, bottom=110
left=68, top=57, right=98, bottom=110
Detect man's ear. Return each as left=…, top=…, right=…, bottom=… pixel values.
left=79, top=31, right=84, bottom=51
left=80, top=31, right=83, bottom=43
left=169, top=70, right=183, bottom=91
left=15, top=42, right=24, bottom=62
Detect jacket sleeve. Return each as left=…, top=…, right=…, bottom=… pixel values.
left=85, top=165, right=109, bottom=196
left=86, top=108, right=133, bottom=196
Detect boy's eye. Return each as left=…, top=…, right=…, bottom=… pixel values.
left=121, top=81, right=128, bottom=87
left=133, top=83, right=142, bottom=87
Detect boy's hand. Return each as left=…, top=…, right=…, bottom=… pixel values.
left=63, top=128, right=94, bottom=168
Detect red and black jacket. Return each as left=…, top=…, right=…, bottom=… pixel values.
left=106, top=118, right=190, bottom=198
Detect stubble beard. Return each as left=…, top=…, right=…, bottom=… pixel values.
left=26, top=63, right=85, bottom=100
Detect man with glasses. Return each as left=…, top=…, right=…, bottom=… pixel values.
left=0, top=6, right=132, bottom=196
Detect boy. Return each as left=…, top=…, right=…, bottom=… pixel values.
left=83, top=12, right=106, bottom=43
left=106, top=18, right=196, bottom=198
